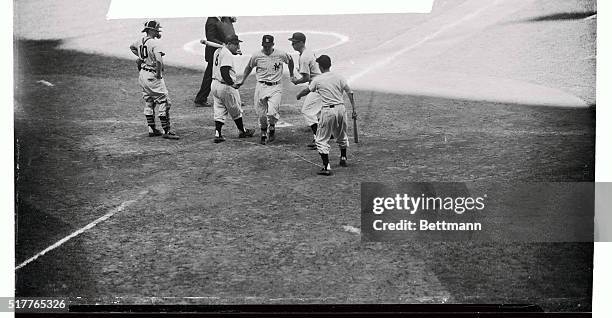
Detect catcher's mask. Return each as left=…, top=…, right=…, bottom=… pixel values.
left=142, top=20, right=162, bottom=38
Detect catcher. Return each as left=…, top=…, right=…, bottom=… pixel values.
left=130, top=20, right=179, bottom=139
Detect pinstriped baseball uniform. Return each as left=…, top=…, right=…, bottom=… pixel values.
left=298, top=49, right=322, bottom=126
left=132, top=36, right=170, bottom=115
left=249, top=49, right=292, bottom=129
left=308, top=71, right=352, bottom=154
left=212, top=46, right=243, bottom=123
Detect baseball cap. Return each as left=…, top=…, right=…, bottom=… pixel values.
left=315, top=55, right=332, bottom=68
left=142, top=20, right=162, bottom=32
left=288, top=32, right=306, bottom=43
left=226, top=34, right=243, bottom=44
left=262, top=35, right=274, bottom=46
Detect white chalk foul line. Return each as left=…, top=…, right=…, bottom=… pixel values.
left=16, top=190, right=149, bottom=271
left=347, top=0, right=501, bottom=83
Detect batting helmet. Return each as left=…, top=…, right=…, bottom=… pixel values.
left=142, top=20, right=162, bottom=33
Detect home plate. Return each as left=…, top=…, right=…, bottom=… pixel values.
left=275, top=120, right=293, bottom=128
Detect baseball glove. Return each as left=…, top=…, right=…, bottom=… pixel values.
left=136, top=59, right=144, bottom=71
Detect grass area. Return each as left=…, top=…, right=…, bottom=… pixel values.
left=15, top=39, right=594, bottom=311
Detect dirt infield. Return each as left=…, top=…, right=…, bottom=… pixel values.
left=14, top=39, right=594, bottom=310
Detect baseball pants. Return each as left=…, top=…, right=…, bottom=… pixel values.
left=315, top=104, right=349, bottom=155
left=254, top=82, right=282, bottom=129
left=211, top=80, right=243, bottom=123
left=139, top=70, right=171, bottom=116
left=301, top=91, right=322, bottom=126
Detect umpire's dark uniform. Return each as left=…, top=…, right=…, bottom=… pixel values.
left=194, top=17, right=228, bottom=106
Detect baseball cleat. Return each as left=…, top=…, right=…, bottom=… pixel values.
left=162, top=131, right=180, bottom=140
left=268, top=130, right=276, bottom=142
left=339, top=157, right=347, bottom=167
left=148, top=128, right=163, bottom=137
left=307, top=139, right=317, bottom=149
left=317, top=167, right=332, bottom=176
left=260, top=136, right=267, bottom=145
left=238, top=128, right=255, bottom=138
left=214, top=135, right=226, bottom=143
left=194, top=100, right=212, bottom=107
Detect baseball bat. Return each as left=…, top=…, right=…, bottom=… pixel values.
left=352, top=106, right=359, bottom=143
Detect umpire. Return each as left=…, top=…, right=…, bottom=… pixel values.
left=194, top=17, right=236, bottom=107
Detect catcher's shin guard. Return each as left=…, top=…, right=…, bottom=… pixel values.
left=146, top=115, right=156, bottom=128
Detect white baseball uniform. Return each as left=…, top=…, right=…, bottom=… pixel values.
left=212, top=46, right=243, bottom=123
left=298, top=49, right=322, bottom=126
left=308, top=71, right=351, bottom=154
left=248, top=49, right=292, bottom=129
left=132, top=36, right=170, bottom=116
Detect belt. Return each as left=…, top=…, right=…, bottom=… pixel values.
left=322, top=104, right=340, bottom=108
left=142, top=67, right=156, bottom=73
left=259, top=81, right=280, bottom=86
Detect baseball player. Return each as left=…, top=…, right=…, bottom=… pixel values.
left=211, top=34, right=255, bottom=143
left=289, top=32, right=322, bottom=149
left=296, top=55, right=356, bottom=176
left=129, top=20, right=179, bottom=140
left=238, top=35, right=294, bottom=145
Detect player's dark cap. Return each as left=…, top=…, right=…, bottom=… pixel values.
left=226, top=34, right=243, bottom=44
left=288, top=32, right=306, bottom=43
left=316, top=55, right=332, bottom=68
left=262, top=35, right=274, bottom=46
left=142, top=20, right=162, bottom=32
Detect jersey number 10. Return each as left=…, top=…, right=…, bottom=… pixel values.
left=139, top=45, right=149, bottom=59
